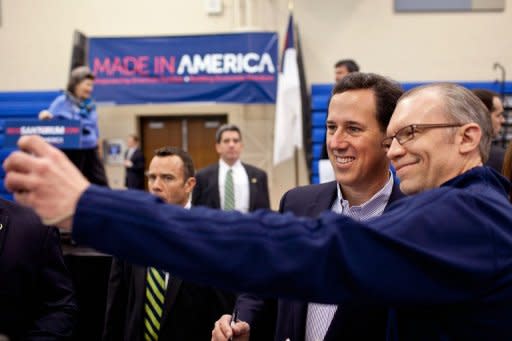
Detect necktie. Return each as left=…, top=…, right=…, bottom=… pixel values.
left=224, top=168, right=235, bottom=210
left=144, top=267, right=167, bottom=341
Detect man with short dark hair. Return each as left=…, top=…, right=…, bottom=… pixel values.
left=6, top=80, right=512, bottom=340
left=334, top=59, right=360, bottom=82
left=192, top=124, right=270, bottom=212
left=103, top=146, right=233, bottom=341
left=320, top=59, right=361, bottom=163
left=213, top=72, right=404, bottom=341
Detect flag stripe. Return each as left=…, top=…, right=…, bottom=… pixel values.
left=273, top=14, right=303, bottom=165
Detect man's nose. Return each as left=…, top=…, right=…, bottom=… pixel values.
left=328, top=130, right=349, bottom=149
left=150, top=177, right=163, bottom=190
left=386, top=138, right=405, bottom=159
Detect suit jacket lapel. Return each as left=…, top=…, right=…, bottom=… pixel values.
left=297, top=182, right=338, bottom=338
left=132, top=266, right=147, bottom=338
left=295, top=303, right=309, bottom=341
left=160, top=275, right=183, bottom=327
left=243, top=163, right=257, bottom=211
left=307, top=181, right=338, bottom=217
left=278, top=300, right=308, bottom=341
left=0, top=207, right=8, bottom=256
left=212, top=165, right=221, bottom=209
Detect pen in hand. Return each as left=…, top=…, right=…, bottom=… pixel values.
left=228, top=309, right=238, bottom=341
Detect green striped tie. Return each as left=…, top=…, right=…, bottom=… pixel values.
left=224, top=168, right=235, bottom=210
left=144, top=267, right=167, bottom=341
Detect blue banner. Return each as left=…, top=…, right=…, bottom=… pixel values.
left=88, top=33, right=278, bottom=104
left=4, top=119, right=82, bottom=149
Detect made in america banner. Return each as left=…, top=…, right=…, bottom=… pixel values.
left=88, top=32, right=278, bottom=104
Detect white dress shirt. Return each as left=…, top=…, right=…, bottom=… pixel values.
left=218, top=159, right=250, bottom=213
left=305, top=174, right=394, bottom=341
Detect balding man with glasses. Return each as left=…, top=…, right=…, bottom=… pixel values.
left=5, top=80, right=512, bottom=340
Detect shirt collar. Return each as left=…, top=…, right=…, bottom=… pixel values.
left=337, top=173, right=394, bottom=211
left=219, top=158, right=242, bottom=172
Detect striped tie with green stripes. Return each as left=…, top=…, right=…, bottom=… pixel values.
left=144, top=267, right=167, bottom=341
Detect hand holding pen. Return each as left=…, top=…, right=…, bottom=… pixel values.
left=228, top=309, right=238, bottom=341
left=211, top=312, right=250, bottom=341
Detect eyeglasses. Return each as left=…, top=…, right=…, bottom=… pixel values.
left=381, top=123, right=463, bottom=150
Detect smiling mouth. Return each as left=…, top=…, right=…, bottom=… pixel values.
left=395, top=161, right=417, bottom=173
left=335, top=156, right=355, bottom=165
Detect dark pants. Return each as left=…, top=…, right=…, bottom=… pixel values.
left=64, top=148, right=108, bottom=186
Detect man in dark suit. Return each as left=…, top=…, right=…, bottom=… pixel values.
left=192, top=124, right=270, bottom=212
left=212, top=72, right=404, bottom=341
left=0, top=198, right=76, bottom=339
left=124, top=134, right=145, bottom=190
left=103, top=146, right=234, bottom=341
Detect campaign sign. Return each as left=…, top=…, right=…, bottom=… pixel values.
left=4, top=119, right=82, bottom=149
left=88, top=32, right=278, bottom=104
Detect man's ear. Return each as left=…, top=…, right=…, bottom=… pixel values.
left=185, top=177, right=197, bottom=194
left=458, top=123, right=482, bottom=155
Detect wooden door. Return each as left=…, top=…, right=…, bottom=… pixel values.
left=141, top=115, right=227, bottom=176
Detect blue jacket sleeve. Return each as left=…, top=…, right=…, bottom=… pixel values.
left=48, top=95, right=74, bottom=120
left=72, top=185, right=509, bottom=306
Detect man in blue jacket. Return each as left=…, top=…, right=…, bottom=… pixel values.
left=5, top=79, right=512, bottom=340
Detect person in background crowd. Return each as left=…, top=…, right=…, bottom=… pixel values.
left=0, top=199, right=76, bottom=339
left=502, top=142, right=512, bottom=201
left=212, top=72, right=404, bottom=341
left=192, top=124, right=270, bottom=212
left=103, top=146, right=234, bottom=341
left=6, top=81, right=512, bottom=340
left=334, top=59, right=360, bottom=83
left=39, top=65, right=108, bottom=186
left=124, top=134, right=145, bottom=190
left=472, top=89, right=506, bottom=172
